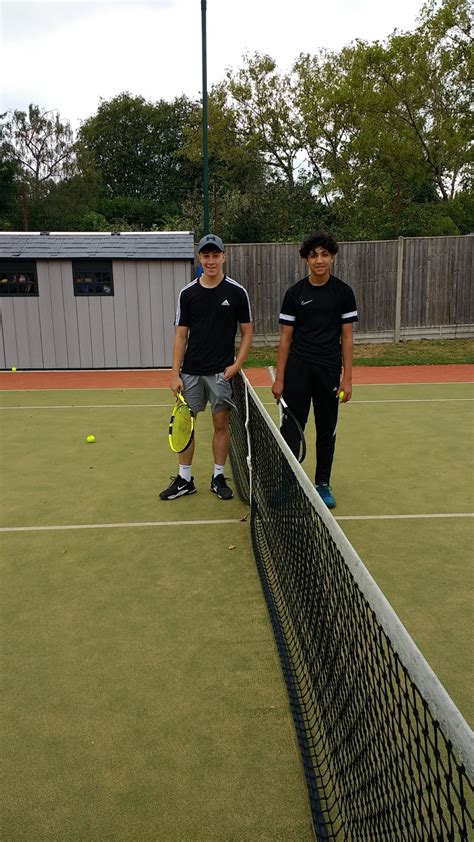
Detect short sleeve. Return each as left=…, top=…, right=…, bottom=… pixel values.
left=341, top=286, right=358, bottom=323
left=237, top=287, right=252, bottom=323
left=175, top=288, right=190, bottom=327
left=278, top=287, right=296, bottom=326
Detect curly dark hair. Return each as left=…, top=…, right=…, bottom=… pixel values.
left=299, top=231, right=338, bottom=259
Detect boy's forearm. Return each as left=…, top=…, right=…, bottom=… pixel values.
left=234, top=323, right=253, bottom=369
left=275, top=332, right=292, bottom=380
left=171, top=330, right=188, bottom=375
left=341, top=328, right=353, bottom=380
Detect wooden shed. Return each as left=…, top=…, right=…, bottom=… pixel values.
left=0, top=231, right=195, bottom=369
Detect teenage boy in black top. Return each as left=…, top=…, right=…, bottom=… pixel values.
left=272, top=231, right=358, bottom=509
left=160, top=234, right=253, bottom=501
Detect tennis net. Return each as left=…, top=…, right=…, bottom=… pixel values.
left=229, top=371, right=473, bottom=841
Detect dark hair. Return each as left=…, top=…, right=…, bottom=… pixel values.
left=299, top=231, right=338, bottom=259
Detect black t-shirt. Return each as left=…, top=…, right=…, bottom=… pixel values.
left=176, top=275, right=252, bottom=375
left=279, top=274, right=358, bottom=371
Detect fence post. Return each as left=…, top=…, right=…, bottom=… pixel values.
left=394, top=236, right=404, bottom=343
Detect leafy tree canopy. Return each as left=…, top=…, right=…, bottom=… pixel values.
left=78, top=92, right=201, bottom=205
left=1, top=0, right=471, bottom=239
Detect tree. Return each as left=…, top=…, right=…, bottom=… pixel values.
left=360, top=22, right=471, bottom=201
left=78, top=92, right=201, bottom=211
left=224, top=54, right=303, bottom=186
left=293, top=48, right=360, bottom=206
left=180, top=82, right=265, bottom=191
left=0, top=153, right=21, bottom=229
left=290, top=0, right=472, bottom=238
left=0, top=104, right=75, bottom=229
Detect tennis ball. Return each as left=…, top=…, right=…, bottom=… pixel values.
left=86, top=434, right=96, bottom=443
left=337, top=390, right=345, bottom=401
left=11, top=366, right=17, bottom=372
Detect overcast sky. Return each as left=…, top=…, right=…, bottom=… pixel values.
left=2, top=0, right=423, bottom=130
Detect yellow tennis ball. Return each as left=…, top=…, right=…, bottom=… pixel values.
left=86, top=434, right=96, bottom=443
left=11, top=366, right=17, bottom=372
left=337, top=390, right=344, bottom=401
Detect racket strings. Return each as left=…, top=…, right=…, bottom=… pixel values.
left=169, top=403, right=193, bottom=452
left=281, top=409, right=306, bottom=464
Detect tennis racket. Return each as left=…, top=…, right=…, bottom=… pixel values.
left=279, top=396, right=306, bottom=463
left=168, top=391, right=194, bottom=453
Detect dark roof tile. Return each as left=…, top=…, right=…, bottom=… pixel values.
left=0, top=232, right=195, bottom=260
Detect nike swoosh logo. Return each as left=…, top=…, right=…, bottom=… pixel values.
left=301, top=300, right=313, bottom=305
left=177, top=484, right=188, bottom=491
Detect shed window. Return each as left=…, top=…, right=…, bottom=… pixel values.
left=73, top=260, right=114, bottom=296
left=0, top=260, right=38, bottom=296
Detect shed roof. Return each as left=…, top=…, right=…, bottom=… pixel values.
left=0, top=232, right=195, bottom=260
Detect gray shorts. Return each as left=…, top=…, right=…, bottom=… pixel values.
left=181, top=372, right=235, bottom=414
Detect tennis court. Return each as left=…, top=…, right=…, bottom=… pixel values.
left=1, top=366, right=472, bottom=839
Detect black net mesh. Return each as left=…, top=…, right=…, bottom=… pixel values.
left=229, top=372, right=473, bottom=841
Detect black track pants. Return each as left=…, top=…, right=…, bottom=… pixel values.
left=282, top=354, right=340, bottom=485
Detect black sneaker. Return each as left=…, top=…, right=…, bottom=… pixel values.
left=210, top=474, right=233, bottom=500
left=159, top=476, right=196, bottom=500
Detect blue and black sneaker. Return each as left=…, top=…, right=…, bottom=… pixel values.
left=316, top=483, right=336, bottom=509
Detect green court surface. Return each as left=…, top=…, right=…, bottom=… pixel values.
left=1, top=382, right=473, bottom=839
left=1, top=388, right=314, bottom=840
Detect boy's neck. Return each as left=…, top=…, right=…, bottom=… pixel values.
left=200, top=272, right=225, bottom=288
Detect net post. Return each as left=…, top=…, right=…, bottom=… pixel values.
left=243, top=372, right=253, bottom=506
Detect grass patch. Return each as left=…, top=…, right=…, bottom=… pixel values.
left=245, top=338, right=474, bottom=368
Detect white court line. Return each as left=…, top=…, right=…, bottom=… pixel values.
left=1, top=513, right=472, bottom=533
left=347, top=381, right=474, bottom=387
left=0, top=518, right=246, bottom=533
left=263, top=398, right=474, bottom=405
left=342, top=398, right=474, bottom=404
left=0, top=388, right=159, bottom=393
left=1, top=398, right=473, bottom=410
left=336, top=513, right=474, bottom=521
left=0, top=404, right=167, bottom=409
left=2, top=380, right=474, bottom=396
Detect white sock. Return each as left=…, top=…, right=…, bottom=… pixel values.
left=179, top=465, right=192, bottom=482
left=213, top=464, right=225, bottom=478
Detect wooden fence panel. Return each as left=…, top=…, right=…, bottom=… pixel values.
left=402, top=236, right=474, bottom=327
left=224, top=237, right=473, bottom=340
left=225, top=243, right=305, bottom=338
left=334, top=241, right=398, bottom=333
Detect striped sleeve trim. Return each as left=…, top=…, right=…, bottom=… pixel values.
left=226, top=275, right=253, bottom=321
left=341, top=310, right=358, bottom=321
left=279, top=312, right=296, bottom=323
left=175, top=279, right=198, bottom=324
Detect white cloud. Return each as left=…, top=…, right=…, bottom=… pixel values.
left=1, top=0, right=422, bottom=128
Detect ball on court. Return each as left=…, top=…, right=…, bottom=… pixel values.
left=11, top=366, right=17, bottom=372
left=86, top=434, right=96, bottom=443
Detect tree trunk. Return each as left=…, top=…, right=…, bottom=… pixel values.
left=20, top=182, right=29, bottom=231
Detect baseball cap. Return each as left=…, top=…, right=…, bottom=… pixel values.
left=197, top=234, right=225, bottom=253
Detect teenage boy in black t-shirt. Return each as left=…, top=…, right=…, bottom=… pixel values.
left=160, top=234, right=253, bottom=501
left=272, top=232, right=358, bottom=509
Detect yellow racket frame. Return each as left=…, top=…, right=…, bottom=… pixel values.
left=168, top=391, right=195, bottom=453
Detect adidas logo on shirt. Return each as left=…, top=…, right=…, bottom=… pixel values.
left=221, top=299, right=230, bottom=306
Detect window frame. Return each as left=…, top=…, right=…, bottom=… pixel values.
left=0, top=260, right=39, bottom=297
left=72, top=259, right=114, bottom=297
